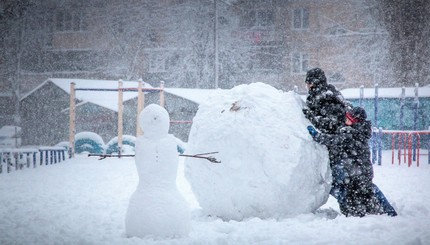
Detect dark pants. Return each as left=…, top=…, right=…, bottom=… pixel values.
left=330, top=164, right=397, bottom=217
left=373, top=184, right=397, bottom=216
left=330, top=164, right=348, bottom=214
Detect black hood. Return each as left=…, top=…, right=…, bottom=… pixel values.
left=305, top=68, right=327, bottom=88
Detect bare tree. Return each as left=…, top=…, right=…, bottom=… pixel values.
left=0, top=0, right=36, bottom=126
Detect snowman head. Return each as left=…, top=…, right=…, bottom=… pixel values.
left=139, top=104, right=170, bottom=139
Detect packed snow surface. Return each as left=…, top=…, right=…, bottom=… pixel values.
left=1, top=83, right=429, bottom=244
left=0, top=152, right=429, bottom=244
left=184, top=83, right=331, bottom=220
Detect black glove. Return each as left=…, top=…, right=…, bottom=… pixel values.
left=307, top=125, right=318, bottom=137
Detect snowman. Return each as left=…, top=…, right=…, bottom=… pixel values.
left=125, top=104, right=190, bottom=238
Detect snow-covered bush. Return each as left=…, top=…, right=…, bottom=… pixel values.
left=105, top=135, right=136, bottom=154
left=74, top=132, right=105, bottom=154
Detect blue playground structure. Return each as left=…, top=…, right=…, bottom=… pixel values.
left=341, top=84, right=430, bottom=166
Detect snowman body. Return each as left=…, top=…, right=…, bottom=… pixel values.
left=125, top=104, right=190, bottom=238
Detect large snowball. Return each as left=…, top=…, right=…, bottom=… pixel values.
left=184, top=83, right=331, bottom=220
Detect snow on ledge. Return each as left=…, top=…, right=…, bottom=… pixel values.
left=341, top=86, right=430, bottom=99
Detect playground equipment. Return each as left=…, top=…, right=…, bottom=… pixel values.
left=74, top=132, right=105, bottom=154
left=372, top=129, right=430, bottom=167
left=105, top=135, right=136, bottom=155
left=69, top=80, right=165, bottom=158
left=348, top=83, right=430, bottom=166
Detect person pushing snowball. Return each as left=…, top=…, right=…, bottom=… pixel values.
left=307, top=107, right=397, bottom=217
left=125, top=104, right=190, bottom=239
left=303, top=68, right=396, bottom=217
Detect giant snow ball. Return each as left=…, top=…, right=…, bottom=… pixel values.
left=184, top=83, right=332, bottom=221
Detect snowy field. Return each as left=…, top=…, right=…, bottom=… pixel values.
left=0, top=151, right=429, bottom=245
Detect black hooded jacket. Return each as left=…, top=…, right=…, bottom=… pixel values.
left=304, top=83, right=347, bottom=134
left=313, top=120, right=381, bottom=216
left=313, top=119, right=374, bottom=182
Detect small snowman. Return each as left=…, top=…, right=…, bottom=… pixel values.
left=125, top=104, right=190, bottom=238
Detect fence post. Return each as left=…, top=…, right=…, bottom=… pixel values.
left=69, top=82, right=76, bottom=158
left=374, top=84, right=379, bottom=128
left=359, top=85, right=364, bottom=107
left=397, top=87, right=405, bottom=165
left=26, top=153, right=30, bottom=168
left=14, top=152, right=19, bottom=171
left=160, top=81, right=165, bottom=107
left=118, top=80, right=124, bottom=157
left=413, top=83, right=419, bottom=161
left=136, top=79, right=144, bottom=137
left=7, top=154, right=11, bottom=173
left=45, top=150, right=49, bottom=165
left=372, top=127, right=377, bottom=164
left=399, top=87, right=405, bottom=130
left=33, top=152, right=37, bottom=168
left=372, top=84, right=379, bottom=164
left=0, top=153, right=2, bottom=174
left=378, top=127, right=383, bottom=165
left=416, top=133, right=421, bottom=167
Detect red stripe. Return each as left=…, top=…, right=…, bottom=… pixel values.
left=346, top=112, right=359, bottom=124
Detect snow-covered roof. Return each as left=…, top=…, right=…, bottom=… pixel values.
left=20, top=78, right=154, bottom=112
left=164, top=87, right=221, bottom=104
left=20, top=78, right=224, bottom=111
left=341, top=86, right=430, bottom=99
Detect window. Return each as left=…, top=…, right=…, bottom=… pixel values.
left=292, top=53, right=309, bottom=73
left=293, top=8, right=309, bottom=29
left=148, top=53, right=167, bottom=72
left=55, top=10, right=87, bottom=32
left=256, top=10, right=274, bottom=27
left=242, top=9, right=274, bottom=27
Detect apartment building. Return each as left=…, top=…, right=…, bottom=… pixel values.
left=1, top=0, right=387, bottom=127
left=285, top=0, right=387, bottom=92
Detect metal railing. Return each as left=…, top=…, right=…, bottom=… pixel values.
left=372, top=129, right=430, bottom=167
left=0, top=147, right=67, bottom=174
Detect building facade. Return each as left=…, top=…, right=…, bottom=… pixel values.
left=1, top=0, right=388, bottom=132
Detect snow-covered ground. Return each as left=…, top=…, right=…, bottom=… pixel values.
left=0, top=151, right=429, bottom=245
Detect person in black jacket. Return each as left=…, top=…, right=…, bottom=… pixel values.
left=302, top=68, right=347, bottom=134
left=307, top=107, right=397, bottom=217
left=302, top=68, right=349, bottom=207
